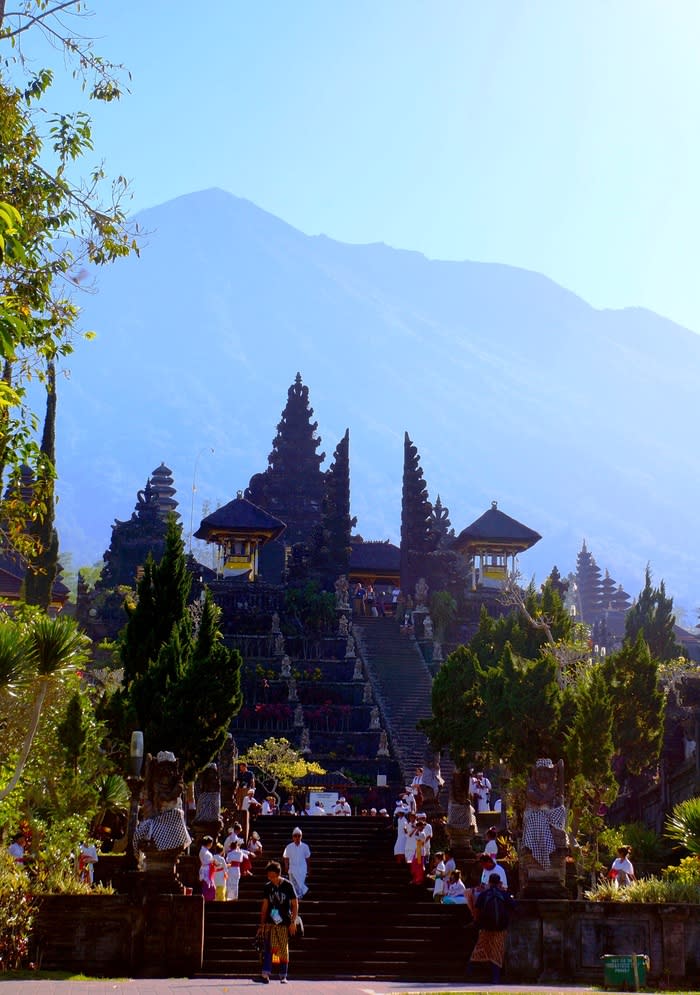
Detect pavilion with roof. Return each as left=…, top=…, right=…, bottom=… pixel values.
left=453, top=500, right=542, bottom=591
left=193, top=492, right=286, bottom=581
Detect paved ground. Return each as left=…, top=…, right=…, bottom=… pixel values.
left=0, top=980, right=602, bottom=995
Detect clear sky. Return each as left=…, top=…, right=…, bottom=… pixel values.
left=14, top=1, right=700, bottom=331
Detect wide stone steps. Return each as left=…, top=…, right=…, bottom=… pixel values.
left=199, top=817, right=471, bottom=980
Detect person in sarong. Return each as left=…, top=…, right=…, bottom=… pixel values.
left=254, top=860, right=298, bottom=984
left=469, top=873, right=516, bottom=983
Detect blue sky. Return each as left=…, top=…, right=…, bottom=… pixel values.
left=15, top=0, right=700, bottom=332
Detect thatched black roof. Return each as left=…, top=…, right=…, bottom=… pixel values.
left=194, top=494, right=286, bottom=541
left=454, top=501, right=541, bottom=553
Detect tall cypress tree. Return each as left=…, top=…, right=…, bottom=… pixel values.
left=603, top=631, right=664, bottom=777
left=24, top=360, right=58, bottom=609
left=400, top=432, right=433, bottom=594
left=625, top=565, right=680, bottom=662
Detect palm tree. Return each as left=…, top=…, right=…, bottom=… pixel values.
left=665, top=796, right=700, bottom=856
left=0, top=613, right=90, bottom=802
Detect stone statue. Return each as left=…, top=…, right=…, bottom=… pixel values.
left=345, top=634, right=356, bottom=659
left=414, top=578, right=429, bottom=610
left=363, top=680, right=373, bottom=704
left=423, top=614, right=434, bottom=639
left=446, top=769, right=477, bottom=852
left=287, top=677, right=299, bottom=702
left=338, top=614, right=349, bottom=637
left=376, top=730, right=390, bottom=757
left=519, top=757, right=570, bottom=898
left=133, top=751, right=192, bottom=865
left=334, top=574, right=350, bottom=610
left=280, top=654, right=292, bottom=678
left=352, top=658, right=364, bottom=681
left=294, top=703, right=304, bottom=727
left=274, top=633, right=285, bottom=656
left=299, top=727, right=311, bottom=754
left=271, top=611, right=281, bottom=634
left=521, top=758, right=568, bottom=868
left=433, top=641, right=443, bottom=664
left=192, top=762, right=222, bottom=829
left=369, top=706, right=381, bottom=730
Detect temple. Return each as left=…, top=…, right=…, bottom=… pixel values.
left=453, top=500, right=542, bottom=591
left=193, top=492, right=286, bottom=581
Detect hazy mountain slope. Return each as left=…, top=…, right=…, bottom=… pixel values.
left=56, top=188, right=700, bottom=613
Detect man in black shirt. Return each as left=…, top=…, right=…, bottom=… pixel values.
left=254, top=860, right=298, bottom=984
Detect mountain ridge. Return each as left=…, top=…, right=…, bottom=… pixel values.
left=54, top=188, right=700, bottom=615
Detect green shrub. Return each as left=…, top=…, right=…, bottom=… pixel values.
left=586, top=874, right=700, bottom=903
left=599, top=822, right=665, bottom=862
left=0, top=854, right=35, bottom=971
left=665, top=796, right=700, bottom=856
left=663, top=855, right=700, bottom=886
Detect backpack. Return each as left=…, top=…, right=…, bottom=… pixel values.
left=478, top=889, right=511, bottom=931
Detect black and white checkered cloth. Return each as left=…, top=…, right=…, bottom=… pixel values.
left=522, top=805, right=566, bottom=868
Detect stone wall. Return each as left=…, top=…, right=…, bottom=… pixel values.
left=508, top=900, right=699, bottom=985
left=32, top=894, right=204, bottom=978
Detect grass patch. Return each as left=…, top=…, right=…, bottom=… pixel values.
left=0, top=970, right=130, bottom=982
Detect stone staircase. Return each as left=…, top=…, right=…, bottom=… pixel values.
left=354, top=616, right=453, bottom=790
left=199, top=816, right=471, bottom=980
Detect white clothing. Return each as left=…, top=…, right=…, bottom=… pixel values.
left=480, top=861, right=508, bottom=889
left=223, top=831, right=243, bottom=854
left=394, top=815, right=408, bottom=858
left=78, top=843, right=99, bottom=884
left=242, top=794, right=255, bottom=811
left=422, top=821, right=433, bottom=858
left=333, top=801, right=351, bottom=816
left=261, top=799, right=274, bottom=815
left=484, top=839, right=499, bottom=857
left=444, top=857, right=456, bottom=876
left=443, top=879, right=468, bottom=903
left=211, top=853, right=228, bottom=891
left=432, top=859, right=446, bottom=898
left=403, top=824, right=418, bottom=863
left=312, top=804, right=326, bottom=816
left=283, top=839, right=311, bottom=899
left=198, top=846, right=214, bottom=883
left=226, top=849, right=245, bottom=899
left=610, top=856, right=635, bottom=887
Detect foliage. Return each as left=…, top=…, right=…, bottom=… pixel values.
left=0, top=610, right=91, bottom=802
left=283, top=581, right=335, bottom=637
left=106, top=517, right=242, bottom=780
left=625, top=566, right=680, bottom=662
left=663, top=855, right=700, bottom=886
left=665, top=796, right=700, bottom=856
left=240, top=737, right=325, bottom=792
left=0, top=3, right=139, bottom=558
left=0, top=853, right=34, bottom=971
left=585, top=875, right=700, bottom=904
left=419, top=644, right=489, bottom=768
left=603, top=632, right=664, bottom=778
left=429, top=590, right=457, bottom=640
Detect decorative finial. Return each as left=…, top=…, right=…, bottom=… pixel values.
left=491, top=500, right=498, bottom=510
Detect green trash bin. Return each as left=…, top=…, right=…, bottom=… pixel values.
left=602, top=953, right=649, bottom=990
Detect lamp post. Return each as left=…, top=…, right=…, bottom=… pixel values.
left=126, top=731, right=144, bottom=869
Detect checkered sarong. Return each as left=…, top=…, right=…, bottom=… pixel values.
left=521, top=805, right=566, bottom=868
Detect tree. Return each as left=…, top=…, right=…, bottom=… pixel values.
left=419, top=645, right=490, bottom=770
left=0, top=610, right=90, bottom=801
left=625, top=566, right=680, bottom=662
left=107, top=516, right=243, bottom=781
left=311, top=428, right=356, bottom=588
left=603, top=631, right=665, bottom=778
left=0, top=2, right=138, bottom=560
left=240, top=737, right=325, bottom=798
left=400, top=432, right=433, bottom=594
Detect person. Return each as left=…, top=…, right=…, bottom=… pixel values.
left=442, top=868, right=468, bottom=904
left=226, top=840, right=246, bottom=900
left=409, top=817, right=427, bottom=885
left=235, top=762, right=256, bottom=810
left=430, top=852, right=447, bottom=902
left=609, top=845, right=635, bottom=887
left=280, top=796, right=296, bottom=815
left=261, top=795, right=277, bottom=816
left=443, top=848, right=456, bottom=878
left=211, top=842, right=228, bottom=901
left=410, top=766, right=424, bottom=809
left=242, top=788, right=262, bottom=817
left=198, top=835, right=216, bottom=901
left=333, top=796, right=351, bottom=816
left=469, top=872, right=516, bottom=983
left=312, top=800, right=326, bottom=816
left=223, top=822, right=244, bottom=854
left=366, top=584, right=377, bottom=616
left=467, top=854, right=508, bottom=914
left=282, top=827, right=311, bottom=900
left=470, top=771, right=491, bottom=812
left=8, top=832, right=27, bottom=865
left=484, top=826, right=500, bottom=858
left=77, top=840, right=99, bottom=885
left=417, top=812, right=433, bottom=867
left=254, top=860, right=298, bottom=985
left=393, top=807, right=409, bottom=864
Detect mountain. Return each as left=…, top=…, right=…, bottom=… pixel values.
left=56, top=188, right=700, bottom=615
